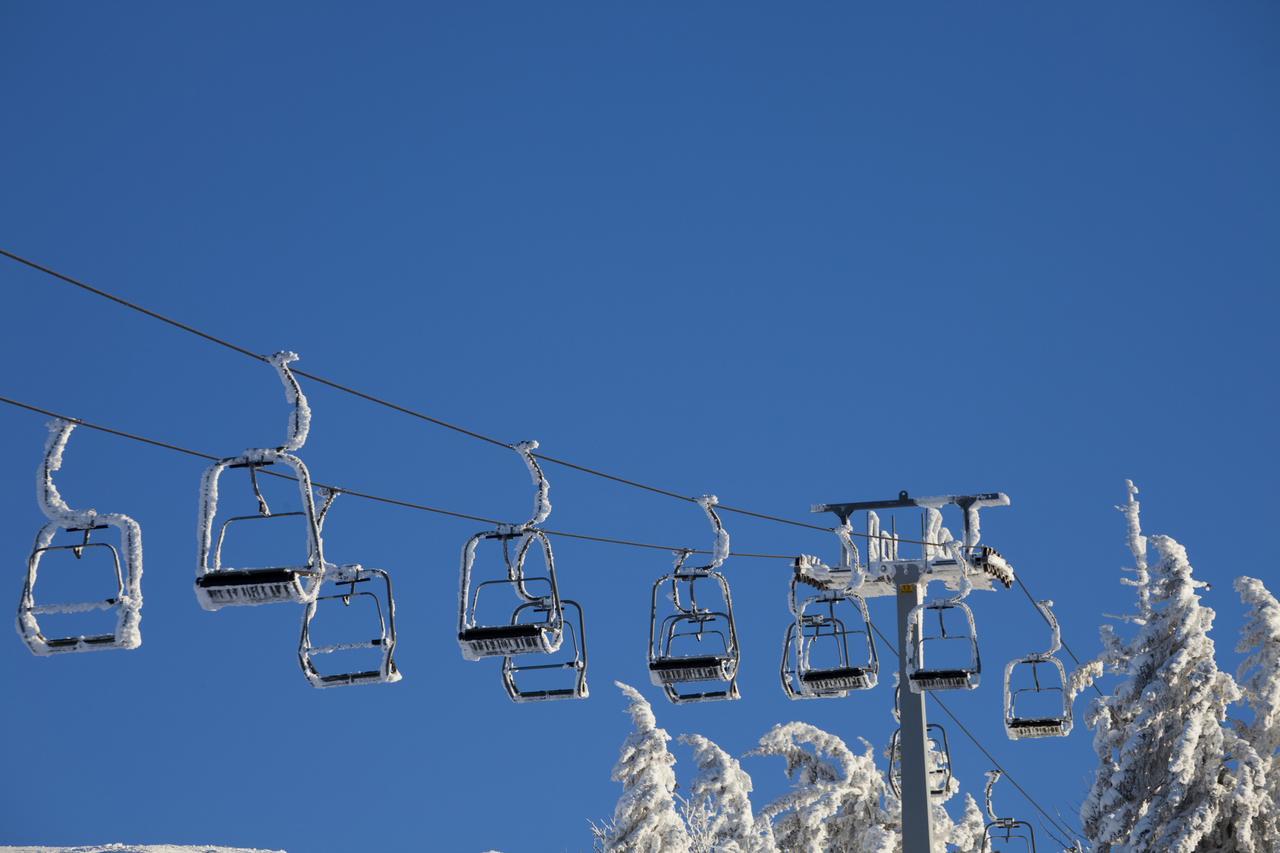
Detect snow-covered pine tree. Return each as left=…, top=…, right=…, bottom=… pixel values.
left=679, top=734, right=773, bottom=853
left=750, top=722, right=897, bottom=853
left=1225, top=576, right=1280, bottom=849
left=1081, top=483, right=1246, bottom=852
left=597, top=682, right=691, bottom=853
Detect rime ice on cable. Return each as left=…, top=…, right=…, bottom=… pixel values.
left=16, top=419, right=144, bottom=655
left=780, top=521, right=879, bottom=699
left=980, top=770, right=1037, bottom=853
left=1002, top=599, right=1072, bottom=739
left=647, top=496, right=741, bottom=703
left=195, top=352, right=328, bottom=609
left=457, top=441, right=587, bottom=702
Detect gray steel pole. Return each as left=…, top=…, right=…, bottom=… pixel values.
left=896, top=563, right=935, bottom=852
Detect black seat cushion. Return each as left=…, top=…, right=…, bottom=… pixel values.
left=910, top=669, right=969, bottom=680
left=459, top=623, right=546, bottom=641
left=197, top=568, right=313, bottom=588
left=801, top=666, right=866, bottom=683
left=650, top=655, right=726, bottom=671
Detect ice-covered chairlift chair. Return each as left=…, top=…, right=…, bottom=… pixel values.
left=502, top=598, right=588, bottom=702
left=981, top=770, right=1037, bottom=853
left=195, top=352, right=329, bottom=609
left=458, top=441, right=566, bottom=661
left=780, top=521, right=878, bottom=699
left=17, top=419, right=144, bottom=655
left=906, top=559, right=982, bottom=692
left=299, top=559, right=402, bottom=688
left=648, top=496, right=741, bottom=704
left=888, top=722, right=953, bottom=799
left=1003, top=599, right=1072, bottom=739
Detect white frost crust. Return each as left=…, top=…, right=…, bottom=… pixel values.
left=0, top=847, right=287, bottom=853
left=18, top=421, right=144, bottom=654
left=794, top=523, right=864, bottom=591
left=924, top=509, right=956, bottom=561
left=604, top=682, right=691, bottom=852
left=696, top=495, right=730, bottom=570
left=268, top=351, right=310, bottom=452
left=680, top=733, right=766, bottom=853
left=513, top=440, right=551, bottom=528
left=37, top=420, right=80, bottom=519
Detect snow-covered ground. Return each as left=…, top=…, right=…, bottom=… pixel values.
left=0, top=846, right=285, bottom=853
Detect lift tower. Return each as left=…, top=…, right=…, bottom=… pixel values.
left=814, top=492, right=1015, bottom=853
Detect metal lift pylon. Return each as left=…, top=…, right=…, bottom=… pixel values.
left=814, top=491, right=1015, bottom=853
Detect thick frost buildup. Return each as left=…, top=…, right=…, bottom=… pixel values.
left=1234, top=577, right=1280, bottom=760
left=268, top=351, right=310, bottom=452
left=923, top=509, right=954, bottom=561
left=601, top=682, right=691, bottom=853
left=1081, top=485, right=1255, bottom=852
left=0, top=847, right=286, bottom=853
left=750, top=723, right=895, bottom=853
left=17, top=420, right=144, bottom=654
left=696, top=495, right=730, bottom=569
left=1228, top=576, right=1280, bottom=850
left=679, top=734, right=771, bottom=853
left=513, top=440, right=551, bottom=528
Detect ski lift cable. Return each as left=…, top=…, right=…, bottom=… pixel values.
left=1, top=247, right=949, bottom=546
left=0, top=394, right=793, bottom=560
left=868, top=620, right=1085, bottom=845
left=3, top=389, right=1090, bottom=842
left=2, top=250, right=1106, bottom=685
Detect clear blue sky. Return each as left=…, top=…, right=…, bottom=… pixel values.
left=1, top=3, right=1276, bottom=850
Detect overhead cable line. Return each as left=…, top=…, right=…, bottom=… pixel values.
left=3, top=394, right=1083, bottom=842
left=870, top=621, right=1083, bottom=847
left=0, top=247, right=881, bottom=542
left=2, top=247, right=1103, bottom=679
left=0, top=394, right=793, bottom=560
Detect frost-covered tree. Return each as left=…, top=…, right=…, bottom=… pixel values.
left=750, top=722, right=897, bottom=853
left=597, top=682, right=691, bottom=853
left=1234, top=576, right=1280, bottom=765
left=679, top=734, right=772, bottom=853
left=1222, top=576, right=1280, bottom=849
left=1081, top=483, right=1251, bottom=852
left=597, top=686, right=990, bottom=852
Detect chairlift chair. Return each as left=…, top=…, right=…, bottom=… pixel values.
left=458, top=441, right=567, bottom=661
left=888, top=723, right=953, bottom=799
left=982, top=770, right=1037, bottom=853
left=906, top=553, right=981, bottom=692
left=502, top=598, right=589, bottom=702
left=299, top=563, right=401, bottom=688
left=648, top=496, right=741, bottom=703
left=17, top=420, right=144, bottom=655
left=1004, top=600, right=1072, bottom=739
left=780, top=523, right=878, bottom=699
left=195, top=352, right=329, bottom=609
